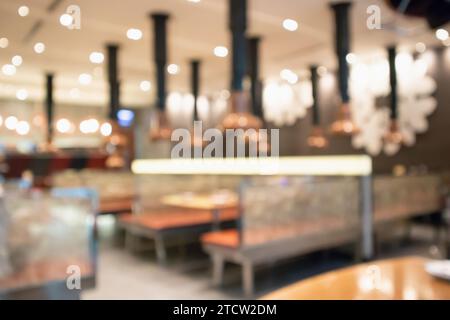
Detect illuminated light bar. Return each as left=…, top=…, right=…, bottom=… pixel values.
left=132, top=155, right=372, bottom=176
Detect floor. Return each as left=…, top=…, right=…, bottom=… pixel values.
left=83, top=218, right=446, bottom=300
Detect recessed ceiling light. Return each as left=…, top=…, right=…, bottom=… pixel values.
left=100, top=122, right=112, bottom=136
left=33, top=42, right=45, bottom=54
left=282, top=19, right=298, bottom=32
left=56, top=118, right=72, bottom=133
left=0, top=38, right=9, bottom=49
left=415, top=42, right=426, bottom=53
left=16, top=121, right=30, bottom=135
left=18, top=6, right=29, bottom=17
left=127, top=28, right=143, bottom=40
left=188, top=0, right=201, bottom=3
left=140, top=80, right=151, bottom=92
left=214, top=46, right=228, bottom=58
left=436, top=28, right=449, bottom=41
left=59, top=13, right=73, bottom=27
left=2, top=64, right=16, bottom=76
left=5, top=116, right=18, bottom=130
left=11, top=55, right=23, bottom=66
left=346, top=53, right=356, bottom=64
left=80, top=118, right=99, bottom=134
left=167, top=64, right=179, bottom=75
left=89, top=51, right=104, bottom=64
left=78, top=73, right=92, bottom=85
left=16, top=89, right=28, bottom=101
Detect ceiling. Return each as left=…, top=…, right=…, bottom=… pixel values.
left=0, top=0, right=446, bottom=109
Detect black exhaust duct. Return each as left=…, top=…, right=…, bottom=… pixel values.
left=247, top=36, right=263, bottom=119
left=107, top=44, right=120, bottom=120
left=221, top=0, right=261, bottom=131
left=330, top=1, right=359, bottom=135
left=149, top=13, right=171, bottom=140
left=307, top=65, right=329, bottom=148
left=384, top=45, right=403, bottom=144
left=45, top=73, right=54, bottom=145
left=190, top=59, right=200, bottom=121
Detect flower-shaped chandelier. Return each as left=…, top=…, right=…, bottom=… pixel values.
left=351, top=51, right=437, bottom=156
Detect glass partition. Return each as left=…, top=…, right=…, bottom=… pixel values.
left=373, top=174, right=443, bottom=223
left=0, top=187, right=96, bottom=296
left=240, top=176, right=361, bottom=248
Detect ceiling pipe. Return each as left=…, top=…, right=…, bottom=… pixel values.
left=307, top=65, right=329, bottom=149
left=247, top=36, right=264, bottom=120
left=330, top=1, right=359, bottom=135
left=384, top=45, right=403, bottom=144
left=45, top=73, right=54, bottom=146
left=149, top=13, right=171, bottom=141
left=221, top=0, right=261, bottom=131
left=190, top=59, right=200, bottom=122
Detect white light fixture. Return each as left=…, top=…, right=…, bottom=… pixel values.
left=100, top=122, right=113, bottom=136
left=33, top=42, right=45, bottom=54
left=188, top=0, right=201, bottom=3
left=78, top=73, right=92, bottom=85
left=18, top=6, right=29, bottom=17
left=126, top=28, right=143, bottom=40
left=214, top=46, right=228, bottom=57
left=132, top=156, right=372, bottom=176
left=167, top=64, right=179, bottom=75
left=11, top=55, right=23, bottom=66
left=282, top=19, right=298, bottom=31
left=415, top=42, right=426, bottom=53
left=59, top=13, right=73, bottom=26
left=16, top=89, right=28, bottom=101
left=280, top=69, right=298, bottom=84
left=5, top=116, right=18, bottom=130
left=139, top=80, right=151, bottom=92
left=56, top=118, right=71, bottom=133
left=89, top=51, right=104, bottom=64
left=0, top=38, right=9, bottom=49
left=436, top=28, right=449, bottom=41
left=346, top=53, right=357, bottom=64
left=2, top=64, right=16, bottom=76
left=16, top=121, right=30, bottom=135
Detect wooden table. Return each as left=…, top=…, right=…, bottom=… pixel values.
left=161, top=191, right=238, bottom=230
left=263, top=257, right=450, bottom=300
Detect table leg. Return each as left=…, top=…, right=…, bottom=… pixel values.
left=212, top=208, right=220, bottom=231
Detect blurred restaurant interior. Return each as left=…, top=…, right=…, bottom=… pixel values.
left=0, top=0, right=450, bottom=300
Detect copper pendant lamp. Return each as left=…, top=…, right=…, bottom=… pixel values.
left=149, top=13, right=172, bottom=141
left=307, top=65, right=329, bottom=149
left=329, top=1, right=359, bottom=136
left=220, top=0, right=262, bottom=133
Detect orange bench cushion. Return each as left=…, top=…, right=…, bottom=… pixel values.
left=98, top=197, right=134, bottom=214
left=201, top=229, right=240, bottom=248
left=119, top=208, right=238, bottom=231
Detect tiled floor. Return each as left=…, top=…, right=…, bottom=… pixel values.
left=83, top=221, right=445, bottom=300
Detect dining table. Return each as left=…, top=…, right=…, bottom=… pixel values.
left=262, top=256, right=450, bottom=300
left=160, top=190, right=238, bottom=230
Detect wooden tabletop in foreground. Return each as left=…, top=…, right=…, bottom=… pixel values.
left=160, top=191, right=238, bottom=211
left=262, top=257, right=450, bottom=300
